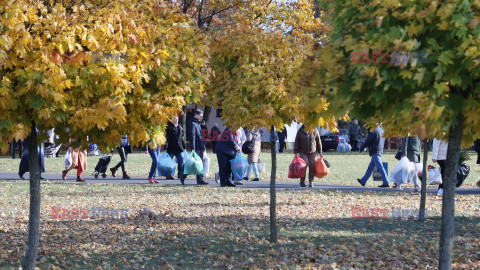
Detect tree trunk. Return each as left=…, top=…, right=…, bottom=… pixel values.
left=203, top=106, right=212, bottom=125
left=22, top=124, right=41, bottom=270
left=438, top=113, right=464, bottom=270
left=269, top=126, right=277, bottom=243
left=418, top=139, right=428, bottom=221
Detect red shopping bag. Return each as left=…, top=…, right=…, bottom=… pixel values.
left=288, top=156, right=307, bottom=178
left=314, top=156, right=329, bottom=178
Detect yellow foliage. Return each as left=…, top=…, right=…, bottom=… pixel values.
left=0, top=0, right=209, bottom=149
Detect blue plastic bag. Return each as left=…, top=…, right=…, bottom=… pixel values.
left=157, top=151, right=176, bottom=177
left=184, top=151, right=204, bottom=175
left=230, top=152, right=248, bottom=180
left=174, top=150, right=188, bottom=163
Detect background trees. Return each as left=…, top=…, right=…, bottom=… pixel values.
left=305, top=0, right=480, bottom=268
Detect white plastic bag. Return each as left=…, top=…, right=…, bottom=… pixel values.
left=345, top=143, right=352, bottom=151
left=258, top=161, right=265, bottom=173
left=390, top=156, right=416, bottom=185
left=64, top=148, right=73, bottom=170
left=203, top=155, right=210, bottom=177
left=336, top=142, right=346, bottom=151
left=428, top=167, right=442, bottom=185
left=415, top=163, right=423, bottom=178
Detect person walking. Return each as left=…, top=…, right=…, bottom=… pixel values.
left=185, top=109, right=208, bottom=185
left=62, top=147, right=87, bottom=182
left=293, top=125, right=322, bottom=187
left=165, top=116, right=186, bottom=180
left=278, top=127, right=287, bottom=153
left=357, top=125, right=390, bottom=188
left=215, top=127, right=241, bottom=187
left=244, top=128, right=262, bottom=181
left=474, top=139, right=480, bottom=165
left=18, top=139, right=45, bottom=180
left=432, top=138, right=448, bottom=196
left=110, top=135, right=131, bottom=179
left=474, top=139, right=480, bottom=188
left=10, top=139, right=23, bottom=159
left=210, top=123, right=221, bottom=154
left=147, top=144, right=160, bottom=183
left=348, top=119, right=363, bottom=151
left=394, top=135, right=421, bottom=191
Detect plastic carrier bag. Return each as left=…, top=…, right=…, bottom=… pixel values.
left=157, top=151, right=176, bottom=177
left=390, top=157, right=416, bottom=185
left=184, top=151, right=204, bottom=175
left=230, top=152, right=249, bottom=180
left=288, top=156, right=307, bottom=178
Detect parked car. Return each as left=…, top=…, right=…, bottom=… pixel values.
left=321, top=129, right=350, bottom=151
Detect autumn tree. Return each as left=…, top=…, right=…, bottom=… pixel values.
left=208, top=0, right=332, bottom=242
left=305, top=0, right=480, bottom=268
left=165, top=0, right=245, bottom=125
left=0, top=0, right=209, bottom=268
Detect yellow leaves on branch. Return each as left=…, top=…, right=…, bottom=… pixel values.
left=0, top=0, right=209, bottom=149
left=208, top=0, right=331, bottom=131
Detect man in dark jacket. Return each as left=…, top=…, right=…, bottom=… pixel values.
left=357, top=125, right=390, bottom=187
left=215, top=127, right=241, bottom=187
left=278, top=127, right=287, bottom=153
left=165, top=116, right=186, bottom=180
left=185, top=109, right=208, bottom=185
left=348, top=119, right=363, bottom=151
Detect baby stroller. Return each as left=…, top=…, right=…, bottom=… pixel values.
left=93, top=155, right=112, bottom=179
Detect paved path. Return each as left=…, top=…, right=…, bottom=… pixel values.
left=2, top=172, right=479, bottom=195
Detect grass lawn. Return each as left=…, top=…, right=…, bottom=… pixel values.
left=0, top=150, right=479, bottom=187
left=0, top=151, right=479, bottom=269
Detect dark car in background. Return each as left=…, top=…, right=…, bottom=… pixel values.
left=320, top=129, right=367, bottom=151
left=321, top=129, right=349, bottom=151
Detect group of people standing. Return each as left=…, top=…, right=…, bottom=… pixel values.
left=145, top=109, right=264, bottom=187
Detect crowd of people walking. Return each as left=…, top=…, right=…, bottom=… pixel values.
left=9, top=117, right=480, bottom=190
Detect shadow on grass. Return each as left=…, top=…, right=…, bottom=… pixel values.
left=2, top=211, right=479, bottom=269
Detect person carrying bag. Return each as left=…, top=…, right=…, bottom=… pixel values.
left=293, top=125, right=322, bottom=187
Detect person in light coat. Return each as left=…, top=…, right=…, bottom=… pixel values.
left=244, top=128, right=262, bottom=181
left=432, top=138, right=448, bottom=196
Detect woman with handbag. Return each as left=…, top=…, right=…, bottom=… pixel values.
left=294, top=125, right=322, bottom=187
left=110, top=135, right=131, bottom=179
left=243, top=128, right=262, bottom=181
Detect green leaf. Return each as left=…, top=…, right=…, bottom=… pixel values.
left=438, top=51, right=454, bottom=65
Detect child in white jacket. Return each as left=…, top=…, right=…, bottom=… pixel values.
left=431, top=138, right=448, bottom=195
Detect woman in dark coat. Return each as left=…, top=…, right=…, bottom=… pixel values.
left=18, top=140, right=45, bottom=180
left=293, top=125, right=322, bottom=187
left=165, top=116, right=187, bottom=180
left=215, top=127, right=241, bottom=187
